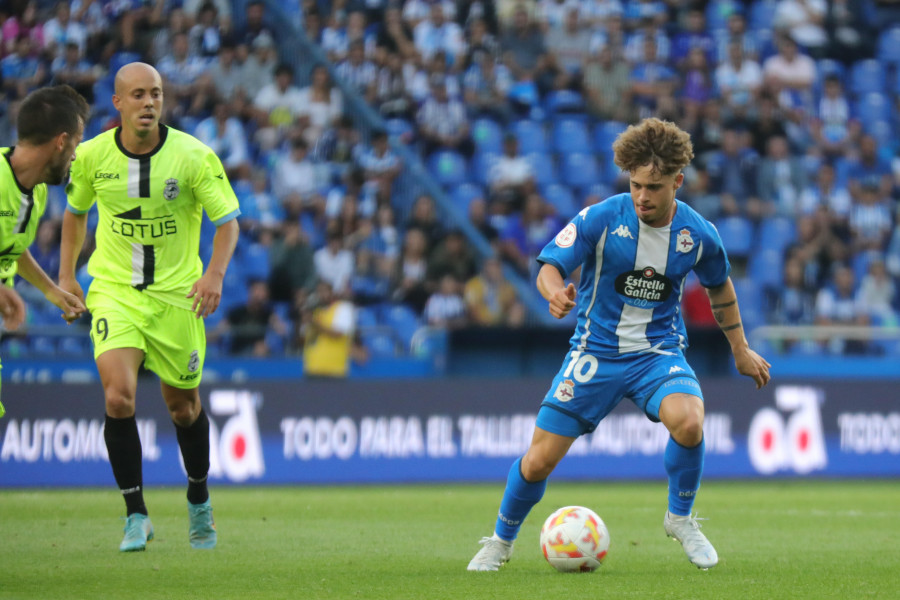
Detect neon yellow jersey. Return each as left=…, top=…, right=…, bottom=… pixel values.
left=0, top=148, right=48, bottom=281
left=66, top=125, right=240, bottom=309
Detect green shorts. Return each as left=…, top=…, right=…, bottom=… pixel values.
left=86, top=281, right=206, bottom=389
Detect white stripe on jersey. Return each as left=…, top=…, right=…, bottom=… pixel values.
left=616, top=221, right=671, bottom=353
left=14, top=191, right=30, bottom=232
left=127, top=158, right=141, bottom=198
left=130, top=243, right=145, bottom=286
left=577, top=228, right=608, bottom=351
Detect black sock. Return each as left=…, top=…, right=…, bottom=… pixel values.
left=175, top=408, right=210, bottom=505
left=104, top=414, right=147, bottom=516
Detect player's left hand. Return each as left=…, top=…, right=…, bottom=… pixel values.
left=734, top=346, right=771, bottom=389
left=187, top=273, right=224, bottom=318
left=45, top=286, right=86, bottom=324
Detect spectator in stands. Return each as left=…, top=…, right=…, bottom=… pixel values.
left=583, top=45, right=631, bottom=121
left=848, top=135, right=893, bottom=201
left=316, top=117, right=360, bottom=184
left=149, top=7, right=189, bottom=63
left=405, top=194, right=444, bottom=249
left=335, top=39, right=377, bottom=101
left=714, top=12, right=758, bottom=64
left=671, top=7, right=715, bottom=69
left=237, top=0, right=276, bottom=47
left=423, top=274, right=468, bottom=328
left=465, top=256, right=525, bottom=327
left=467, top=197, right=500, bottom=245
left=427, top=228, right=479, bottom=286
left=688, top=99, right=727, bottom=163
left=301, top=279, right=364, bottom=378
left=50, top=41, right=101, bottom=103
left=887, top=222, right=900, bottom=281
left=417, top=76, right=473, bottom=158
left=501, top=7, right=545, bottom=83
left=268, top=220, right=317, bottom=303
left=375, top=51, right=414, bottom=120
left=1, top=1, right=43, bottom=57
left=774, top=0, right=828, bottom=57
left=680, top=47, right=713, bottom=109
left=369, top=203, right=401, bottom=261
left=624, top=20, right=670, bottom=65
left=211, top=279, right=288, bottom=357
left=705, top=128, right=759, bottom=218
left=857, top=257, right=897, bottom=326
left=811, top=74, right=856, bottom=159
left=182, top=0, right=233, bottom=32
left=488, top=133, right=535, bottom=213
left=156, top=31, right=209, bottom=115
left=239, top=168, right=284, bottom=236
left=297, top=64, right=343, bottom=146
left=194, top=99, right=251, bottom=177
left=253, top=63, right=305, bottom=150
left=788, top=213, right=848, bottom=289
left=357, top=129, right=402, bottom=197
left=206, top=41, right=244, bottom=99
left=762, top=34, right=816, bottom=109
left=748, top=94, right=789, bottom=157
left=629, top=36, right=676, bottom=119
left=814, top=264, right=871, bottom=354
left=189, top=1, right=225, bottom=59
left=240, top=32, right=278, bottom=96
left=499, top=193, right=561, bottom=277
left=304, top=8, right=322, bottom=45
left=330, top=193, right=371, bottom=251
left=714, top=40, right=763, bottom=118
left=43, top=2, right=87, bottom=61
left=681, top=167, right=720, bottom=221
left=824, top=0, right=875, bottom=63
left=321, top=12, right=350, bottom=62
left=464, top=16, right=500, bottom=68
left=376, top=5, right=415, bottom=61
left=799, top=163, right=852, bottom=238
left=413, top=2, right=465, bottom=66
left=463, top=52, right=512, bottom=123
left=543, top=7, right=591, bottom=87
left=314, top=224, right=355, bottom=297
left=273, top=136, right=323, bottom=219
left=849, top=183, right=893, bottom=254
left=394, top=227, right=430, bottom=313
left=757, top=135, right=808, bottom=218
left=2, top=35, right=45, bottom=101
left=775, top=257, right=817, bottom=325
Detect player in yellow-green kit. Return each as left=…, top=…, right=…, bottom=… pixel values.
left=0, top=85, right=89, bottom=419
left=59, top=63, right=240, bottom=552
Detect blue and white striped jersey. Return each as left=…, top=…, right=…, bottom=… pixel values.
left=537, top=193, right=730, bottom=356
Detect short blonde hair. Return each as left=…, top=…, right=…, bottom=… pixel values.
left=612, top=118, right=694, bottom=176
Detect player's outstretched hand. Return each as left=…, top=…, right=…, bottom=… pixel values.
left=0, top=286, right=26, bottom=331
left=734, top=346, right=771, bottom=389
left=187, top=273, right=224, bottom=319
left=548, top=283, right=577, bottom=319
left=46, top=286, right=87, bottom=323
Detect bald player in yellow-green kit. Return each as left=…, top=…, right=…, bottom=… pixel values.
left=0, top=85, right=89, bottom=418
left=59, top=63, right=240, bottom=552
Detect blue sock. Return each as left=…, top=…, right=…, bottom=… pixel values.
left=664, top=436, right=705, bottom=516
left=494, top=457, right=547, bottom=542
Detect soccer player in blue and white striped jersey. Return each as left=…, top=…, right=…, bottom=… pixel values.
left=468, top=118, right=771, bottom=572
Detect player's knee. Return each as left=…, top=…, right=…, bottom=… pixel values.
left=104, top=390, right=136, bottom=418
left=521, top=452, right=556, bottom=482
left=676, top=418, right=704, bottom=447
left=168, top=402, right=198, bottom=427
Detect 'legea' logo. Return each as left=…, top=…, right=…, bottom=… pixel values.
left=748, top=386, right=827, bottom=475
left=206, top=390, right=265, bottom=482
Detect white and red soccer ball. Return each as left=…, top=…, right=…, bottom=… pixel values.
left=540, top=506, right=610, bottom=573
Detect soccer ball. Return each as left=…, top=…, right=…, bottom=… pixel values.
left=539, top=505, right=609, bottom=573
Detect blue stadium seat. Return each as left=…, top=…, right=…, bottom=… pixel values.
left=356, top=305, right=380, bottom=329
left=876, top=26, right=900, bottom=65
left=552, top=118, right=592, bottom=155
left=511, top=120, right=547, bottom=154
left=362, top=329, right=398, bottom=358
left=594, top=121, right=628, bottom=153
left=241, top=242, right=271, bottom=280
left=758, top=216, right=796, bottom=252
left=381, top=304, right=421, bottom=351
left=544, top=90, right=585, bottom=117
left=705, top=0, right=742, bottom=32
left=525, top=152, right=557, bottom=187
left=748, top=0, right=777, bottom=31
left=542, top=183, right=579, bottom=217
left=849, top=59, right=886, bottom=96
left=585, top=182, right=613, bottom=202
left=853, top=92, right=892, bottom=126
left=715, top=216, right=755, bottom=258
left=748, top=248, right=784, bottom=290
left=731, top=277, right=764, bottom=330
left=560, top=153, right=600, bottom=192
left=384, top=118, right=414, bottom=142
left=110, top=51, right=141, bottom=73
left=472, top=118, right=503, bottom=154
left=452, top=182, right=484, bottom=210
left=470, top=151, right=500, bottom=187
left=864, top=120, right=895, bottom=149
left=428, top=151, right=468, bottom=188
left=93, top=76, right=116, bottom=116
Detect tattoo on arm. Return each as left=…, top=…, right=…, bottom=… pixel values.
left=713, top=310, right=725, bottom=323
left=710, top=300, right=736, bottom=309
left=721, top=322, right=742, bottom=331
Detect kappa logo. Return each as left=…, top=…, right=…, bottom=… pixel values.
left=669, top=365, right=684, bottom=374
left=611, top=224, right=634, bottom=239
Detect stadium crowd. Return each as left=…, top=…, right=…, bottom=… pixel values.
left=1, top=0, right=900, bottom=363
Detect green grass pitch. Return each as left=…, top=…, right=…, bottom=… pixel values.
left=0, top=480, right=897, bottom=599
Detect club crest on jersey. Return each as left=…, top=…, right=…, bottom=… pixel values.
left=555, top=223, right=577, bottom=248
left=188, top=349, right=200, bottom=372
left=676, top=229, right=694, bottom=253
left=163, top=178, right=180, bottom=201
left=553, top=379, right=575, bottom=402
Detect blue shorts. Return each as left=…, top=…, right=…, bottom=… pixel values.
left=535, top=348, right=704, bottom=438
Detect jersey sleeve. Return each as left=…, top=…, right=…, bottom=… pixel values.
left=693, top=221, right=731, bottom=288
left=193, top=148, right=241, bottom=225
left=65, top=147, right=94, bottom=214
left=537, top=204, right=604, bottom=278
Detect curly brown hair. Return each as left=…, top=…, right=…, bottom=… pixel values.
left=611, top=118, right=694, bottom=177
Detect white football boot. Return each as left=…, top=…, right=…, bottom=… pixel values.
left=664, top=511, right=719, bottom=569
left=467, top=534, right=514, bottom=571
